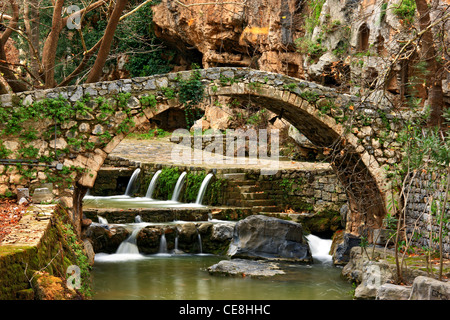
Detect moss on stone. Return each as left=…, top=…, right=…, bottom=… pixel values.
left=0, top=205, right=90, bottom=300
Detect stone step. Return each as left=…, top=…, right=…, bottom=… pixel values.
left=237, top=185, right=260, bottom=193
left=251, top=205, right=283, bottom=213
left=223, top=173, right=247, bottom=181
left=241, top=192, right=268, bottom=200
left=244, top=199, right=276, bottom=207
left=227, top=180, right=258, bottom=187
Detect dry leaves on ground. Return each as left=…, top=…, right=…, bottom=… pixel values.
left=0, top=199, right=29, bottom=242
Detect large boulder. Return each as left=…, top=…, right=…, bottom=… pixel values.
left=409, top=276, right=450, bottom=300
left=227, top=215, right=312, bottom=263
left=208, top=259, right=285, bottom=278
left=354, top=261, right=395, bottom=299
left=331, top=232, right=361, bottom=265
left=376, top=283, right=412, bottom=300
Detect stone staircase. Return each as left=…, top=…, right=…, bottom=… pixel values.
left=223, top=173, right=283, bottom=214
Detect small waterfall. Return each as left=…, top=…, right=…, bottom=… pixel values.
left=159, top=233, right=168, bottom=254
left=197, top=233, right=203, bottom=254
left=135, top=215, right=143, bottom=223
left=146, top=170, right=162, bottom=199
left=171, top=171, right=187, bottom=201
left=306, top=234, right=333, bottom=263
left=98, top=216, right=108, bottom=224
left=195, top=173, right=214, bottom=205
left=124, top=168, right=141, bottom=196
left=174, top=235, right=179, bottom=252
left=116, top=227, right=142, bottom=254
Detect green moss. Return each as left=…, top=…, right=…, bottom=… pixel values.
left=299, top=210, right=342, bottom=234
left=0, top=205, right=91, bottom=300
left=152, top=167, right=182, bottom=200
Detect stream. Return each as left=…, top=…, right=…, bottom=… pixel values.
left=87, top=169, right=353, bottom=300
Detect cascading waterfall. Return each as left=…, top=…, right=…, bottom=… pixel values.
left=98, top=216, right=108, bottom=224
left=146, top=170, right=162, bottom=199
left=171, top=171, right=187, bottom=201
left=195, top=173, right=214, bottom=205
left=158, top=233, right=168, bottom=254
left=306, top=234, right=333, bottom=263
left=197, top=233, right=203, bottom=254
left=135, top=215, right=143, bottom=223
left=174, top=235, right=179, bottom=252
left=116, top=226, right=142, bottom=254
left=124, top=168, right=141, bottom=196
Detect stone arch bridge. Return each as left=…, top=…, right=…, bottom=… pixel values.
left=0, top=67, right=410, bottom=237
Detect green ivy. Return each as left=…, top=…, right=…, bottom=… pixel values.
left=152, top=167, right=181, bottom=200
left=178, top=65, right=205, bottom=128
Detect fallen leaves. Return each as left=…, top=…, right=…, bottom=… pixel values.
left=0, top=198, right=29, bottom=242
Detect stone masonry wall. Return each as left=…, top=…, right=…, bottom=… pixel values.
left=405, top=172, right=450, bottom=258
left=95, top=160, right=347, bottom=214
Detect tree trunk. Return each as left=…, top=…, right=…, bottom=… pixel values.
left=23, top=0, right=42, bottom=84
left=41, top=0, right=65, bottom=88
left=72, top=183, right=88, bottom=236
left=415, top=0, right=444, bottom=127
left=0, top=0, right=29, bottom=92
left=86, top=0, right=128, bottom=83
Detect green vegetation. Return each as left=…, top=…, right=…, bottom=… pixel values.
left=151, top=167, right=181, bottom=200
left=393, top=0, right=416, bottom=24
left=295, top=36, right=326, bottom=61
left=147, top=167, right=227, bottom=205
left=0, top=205, right=91, bottom=299
left=178, top=65, right=206, bottom=128
left=49, top=0, right=172, bottom=85
left=304, top=0, right=326, bottom=34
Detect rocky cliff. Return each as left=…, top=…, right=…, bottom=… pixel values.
left=151, top=0, right=449, bottom=107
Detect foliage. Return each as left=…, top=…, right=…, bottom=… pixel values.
left=304, top=0, right=327, bottom=34
left=178, top=65, right=206, bottom=128
left=203, top=177, right=228, bottom=206
left=295, top=37, right=326, bottom=60
left=386, top=107, right=450, bottom=282
left=152, top=167, right=181, bottom=200
left=181, top=171, right=206, bottom=203
left=61, top=222, right=92, bottom=298
left=393, top=0, right=416, bottom=24
left=115, top=1, right=174, bottom=77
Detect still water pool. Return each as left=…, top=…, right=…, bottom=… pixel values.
left=91, top=254, right=353, bottom=300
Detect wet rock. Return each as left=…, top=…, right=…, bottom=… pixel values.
left=85, top=224, right=129, bottom=253
left=331, top=232, right=361, bottom=265
left=227, top=215, right=312, bottom=263
left=136, top=226, right=163, bottom=254
left=208, top=259, right=285, bottom=278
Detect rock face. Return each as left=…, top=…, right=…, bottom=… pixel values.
left=227, top=215, right=312, bottom=262
left=151, top=0, right=305, bottom=78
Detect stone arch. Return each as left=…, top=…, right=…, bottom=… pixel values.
left=0, top=67, right=399, bottom=239
left=210, top=81, right=388, bottom=238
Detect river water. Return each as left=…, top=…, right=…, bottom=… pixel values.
left=91, top=247, right=352, bottom=300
